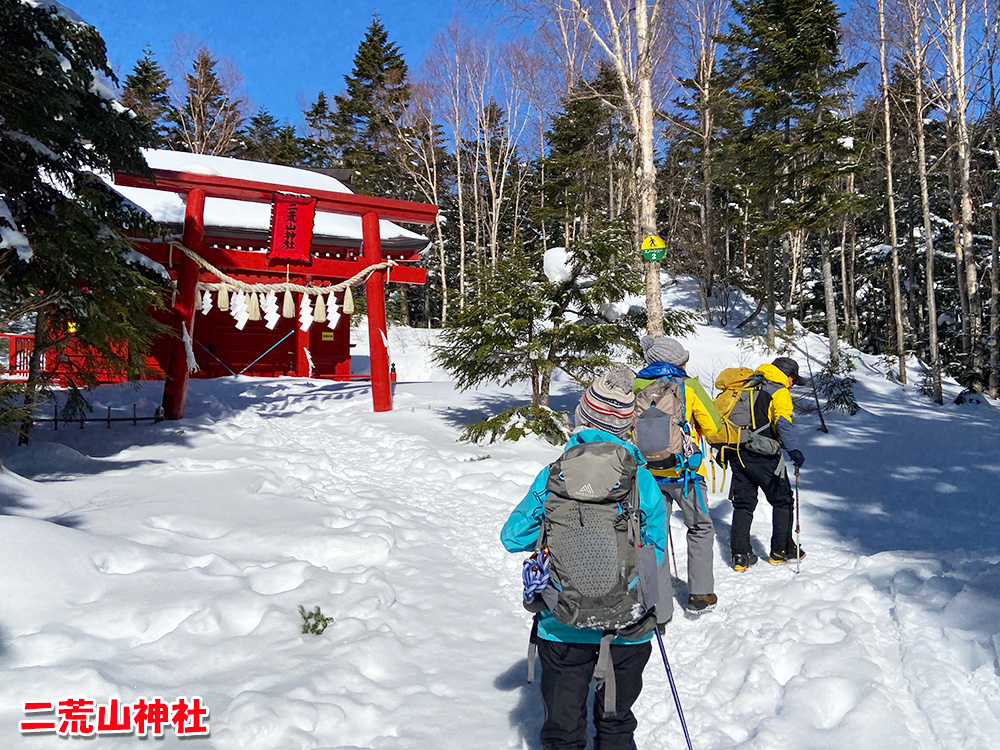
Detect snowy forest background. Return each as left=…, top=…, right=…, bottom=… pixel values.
left=3, top=0, right=1000, bottom=410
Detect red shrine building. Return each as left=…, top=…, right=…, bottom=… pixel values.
left=110, top=150, right=436, bottom=417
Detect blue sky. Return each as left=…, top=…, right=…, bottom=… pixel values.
left=69, top=0, right=476, bottom=126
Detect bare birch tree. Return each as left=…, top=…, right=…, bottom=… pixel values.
left=427, top=21, right=475, bottom=309
left=674, top=0, right=731, bottom=321
left=877, top=0, right=908, bottom=382
left=380, top=82, right=451, bottom=324
left=985, top=0, right=1000, bottom=397
left=528, top=0, right=670, bottom=336
left=931, top=0, right=983, bottom=381
left=902, top=0, right=943, bottom=402
left=466, top=41, right=531, bottom=269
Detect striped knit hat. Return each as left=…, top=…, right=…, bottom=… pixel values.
left=574, top=368, right=636, bottom=437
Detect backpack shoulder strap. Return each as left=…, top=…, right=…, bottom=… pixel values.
left=593, top=633, right=618, bottom=716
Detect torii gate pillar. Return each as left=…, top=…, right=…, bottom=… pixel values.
left=363, top=211, right=392, bottom=412
left=162, top=188, right=205, bottom=420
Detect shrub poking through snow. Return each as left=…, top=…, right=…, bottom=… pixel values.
left=298, top=605, right=334, bottom=635
left=461, top=405, right=571, bottom=446
left=817, top=360, right=859, bottom=416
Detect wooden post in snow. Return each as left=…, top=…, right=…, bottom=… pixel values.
left=362, top=211, right=392, bottom=412
left=162, top=188, right=205, bottom=420
left=294, top=276, right=312, bottom=377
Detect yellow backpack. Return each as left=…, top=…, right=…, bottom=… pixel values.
left=707, top=367, right=764, bottom=447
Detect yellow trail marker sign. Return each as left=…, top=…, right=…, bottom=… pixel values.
left=641, top=234, right=666, bottom=262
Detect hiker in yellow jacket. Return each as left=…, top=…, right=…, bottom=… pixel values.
left=724, top=357, right=806, bottom=571
left=633, top=336, right=722, bottom=622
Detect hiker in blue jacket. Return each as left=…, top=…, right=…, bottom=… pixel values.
left=501, top=368, right=668, bottom=750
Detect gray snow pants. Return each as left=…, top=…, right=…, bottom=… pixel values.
left=656, top=477, right=715, bottom=623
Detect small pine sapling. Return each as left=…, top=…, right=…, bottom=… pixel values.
left=298, top=605, right=334, bottom=635
left=817, top=359, right=859, bottom=416
left=60, top=385, right=94, bottom=422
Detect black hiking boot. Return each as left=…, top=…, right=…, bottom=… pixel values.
left=732, top=552, right=758, bottom=572
left=769, top=545, right=806, bottom=565
left=686, top=593, right=718, bottom=613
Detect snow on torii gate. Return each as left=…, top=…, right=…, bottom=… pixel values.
left=113, top=163, right=437, bottom=419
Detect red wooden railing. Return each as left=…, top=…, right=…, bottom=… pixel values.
left=0, top=333, right=39, bottom=380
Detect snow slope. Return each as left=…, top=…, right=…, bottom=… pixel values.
left=1, top=279, right=999, bottom=749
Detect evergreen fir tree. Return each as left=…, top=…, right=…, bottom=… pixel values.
left=0, top=0, right=166, bottom=437
left=716, top=0, right=863, bottom=345
left=719, top=0, right=863, bottom=237
left=237, top=109, right=303, bottom=165
left=120, top=45, right=172, bottom=144
left=540, top=65, right=624, bottom=245
left=301, top=91, right=337, bottom=168
left=436, top=221, right=666, bottom=443
left=332, top=13, right=410, bottom=196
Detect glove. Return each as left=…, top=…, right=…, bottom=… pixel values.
left=787, top=449, right=805, bottom=468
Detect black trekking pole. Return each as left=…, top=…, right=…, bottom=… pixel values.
left=794, top=466, right=802, bottom=575
left=653, top=627, right=694, bottom=750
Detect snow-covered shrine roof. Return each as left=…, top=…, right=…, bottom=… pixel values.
left=110, top=149, right=429, bottom=251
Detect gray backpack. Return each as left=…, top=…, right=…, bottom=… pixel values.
left=634, top=376, right=701, bottom=469
left=525, top=441, right=659, bottom=715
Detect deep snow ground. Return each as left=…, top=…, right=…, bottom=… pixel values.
left=2, top=286, right=1000, bottom=749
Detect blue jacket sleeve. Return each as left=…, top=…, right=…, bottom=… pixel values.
left=500, top=467, right=550, bottom=552
left=636, top=468, right=667, bottom=564
left=773, top=415, right=800, bottom=453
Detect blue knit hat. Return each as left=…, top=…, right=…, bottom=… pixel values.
left=574, top=368, right=636, bottom=436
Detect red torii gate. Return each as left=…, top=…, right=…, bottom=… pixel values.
left=114, top=168, right=438, bottom=419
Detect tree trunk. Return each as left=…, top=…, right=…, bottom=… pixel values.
left=879, top=0, right=907, bottom=383
left=950, top=0, right=982, bottom=382
left=987, top=0, right=1000, bottom=397
left=839, top=175, right=854, bottom=334
left=908, top=0, right=942, bottom=403
left=766, top=233, right=776, bottom=346
left=906, top=210, right=920, bottom=342
left=849, top=225, right=859, bottom=345
left=539, top=367, right=552, bottom=409
left=821, top=232, right=840, bottom=368
left=455, top=142, right=467, bottom=312
left=398, top=286, right=411, bottom=327
left=991, top=198, right=999, bottom=397
left=18, top=308, right=51, bottom=444
left=634, top=0, right=664, bottom=336
left=946, top=122, right=971, bottom=354
left=434, top=216, right=448, bottom=326
left=699, top=47, right=716, bottom=323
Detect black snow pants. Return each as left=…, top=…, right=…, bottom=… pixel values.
left=727, top=452, right=794, bottom=557
left=537, top=638, right=652, bottom=750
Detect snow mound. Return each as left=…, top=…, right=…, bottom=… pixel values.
left=2, top=440, right=104, bottom=479
left=1, top=281, right=999, bottom=748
